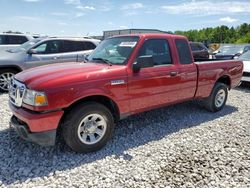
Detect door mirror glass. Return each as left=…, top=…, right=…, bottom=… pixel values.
left=133, top=55, right=154, bottom=73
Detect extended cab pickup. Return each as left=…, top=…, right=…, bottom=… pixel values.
left=9, top=34, right=243, bottom=153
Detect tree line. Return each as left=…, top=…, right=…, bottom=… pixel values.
left=174, top=23, right=250, bottom=44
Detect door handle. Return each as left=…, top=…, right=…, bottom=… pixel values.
left=170, top=71, right=178, bottom=76
left=53, top=56, right=59, bottom=60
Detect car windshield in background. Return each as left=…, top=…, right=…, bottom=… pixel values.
left=239, top=51, right=250, bottom=61
left=10, top=38, right=42, bottom=53
left=217, top=46, right=244, bottom=55
left=88, top=36, right=139, bottom=65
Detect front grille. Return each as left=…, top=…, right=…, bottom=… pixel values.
left=243, top=72, right=250, bottom=77
left=9, top=79, right=26, bottom=107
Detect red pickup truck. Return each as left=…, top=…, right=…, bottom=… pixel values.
left=9, top=34, right=243, bottom=153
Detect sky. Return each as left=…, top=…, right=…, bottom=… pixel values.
left=0, top=0, right=249, bottom=36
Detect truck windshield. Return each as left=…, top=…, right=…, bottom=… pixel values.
left=88, top=36, right=139, bottom=65
left=10, top=38, right=42, bottom=53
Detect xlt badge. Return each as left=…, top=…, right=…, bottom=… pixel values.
left=110, top=80, right=125, bottom=85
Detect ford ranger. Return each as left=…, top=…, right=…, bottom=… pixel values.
left=8, top=34, right=243, bottom=153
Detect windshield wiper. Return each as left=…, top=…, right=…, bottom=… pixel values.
left=92, top=58, right=112, bottom=66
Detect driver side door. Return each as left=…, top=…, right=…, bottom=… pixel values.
left=128, top=38, right=180, bottom=113
left=25, top=40, right=64, bottom=69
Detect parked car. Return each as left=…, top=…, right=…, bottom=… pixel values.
left=0, top=37, right=100, bottom=91
left=215, top=44, right=250, bottom=60
left=190, top=42, right=209, bottom=60
left=9, top=33, right=243, bottom=153
left=0, top=33, right=33, bottom=51
left=238, top=50, right=250, bottom=83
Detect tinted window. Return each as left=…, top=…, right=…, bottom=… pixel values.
left=7, top=35, right=28, bottom=44
left=84, top=42, right=96, bottom=50
left=63, top=41, right=96, bottom=52
left=175, top=39, right=193, bottom=64
left=137, top=39, right=172, bottom=66
left=0, top=35, right=7, bottom=44
left=63, top=41, right=79, bottom=52
left=197, top=43, right=207, bottom=51
left=190, top=43, right=206, bottom=51
left=190, top=43, right=199, bottom=51
left=34, top=40, right=63, bottom=54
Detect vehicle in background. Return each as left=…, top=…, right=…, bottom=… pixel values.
left=8, top=33, right=243, bottom=153
left=189, top=42, right=210, bottom=60
left=0, top=33, right=33, bottom=51
left=0, top=37, right=100, bottom=91
left=238, top=50, right=250, bottom=83
left=215, top=44, right=250, bottom=60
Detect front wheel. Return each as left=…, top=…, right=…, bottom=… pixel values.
left=203, top=82, right=228, bottom=112
left=0, top=69, right=18, bottom=92
left=62, top=102, right=115, bottom=153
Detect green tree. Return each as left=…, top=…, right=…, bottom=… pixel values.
left=173, top=23, right=250, bottom=44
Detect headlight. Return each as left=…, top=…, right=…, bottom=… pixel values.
left=23, top=89, right=48, bottom=106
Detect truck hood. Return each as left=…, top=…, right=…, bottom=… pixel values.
left=15, top=62, right=125, bottom=90
left=243, top=61, right=250, bottom=72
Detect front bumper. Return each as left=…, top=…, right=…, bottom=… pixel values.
left=9, top=102, right=64, bottom=146
left=10, top=116, right=56, bottom=146
left=9, top=102, right=64, bottom=132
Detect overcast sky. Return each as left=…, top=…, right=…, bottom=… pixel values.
left=0, top=0, right=249, bottom=36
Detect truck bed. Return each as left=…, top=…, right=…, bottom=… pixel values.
left=194, top=59, right=243, bottom=98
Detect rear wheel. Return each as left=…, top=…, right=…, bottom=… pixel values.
left=203, top=82, right=228, bottom=112
left=62, top=102, right=115, bottom=153
left=0, top=69, right=18, bottom=92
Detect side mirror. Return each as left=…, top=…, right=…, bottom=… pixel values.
left=27, top=49, right=37, bottom=55
left=132, top=55, right=154, bottom=73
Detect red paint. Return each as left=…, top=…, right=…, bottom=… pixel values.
left=12, top=33, right=243, bottom=133
left=9, top=102, right=64, bottom=132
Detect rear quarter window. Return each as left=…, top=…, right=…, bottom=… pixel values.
left=175, top=39, right=193, bottom=64
left=84, top=42, right=96, bottom=50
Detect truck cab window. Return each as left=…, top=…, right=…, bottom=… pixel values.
left=137, top=39, right=172, bottom=66
left=175, top=39, right=193, bottom=64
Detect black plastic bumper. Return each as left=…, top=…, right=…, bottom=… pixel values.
left=10, top=116, right=56, bottom=146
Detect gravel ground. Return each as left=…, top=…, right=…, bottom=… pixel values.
left=0, top=85, right=249, bottom=188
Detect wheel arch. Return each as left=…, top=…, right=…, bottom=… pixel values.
left=61, top=95, right=120, bottom=124
left=215, top=75, right=231, bottom=89
left=0, top=65, right=22, bottom=73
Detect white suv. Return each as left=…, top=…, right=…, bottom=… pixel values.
left=0, top=33, right=34, bottom=51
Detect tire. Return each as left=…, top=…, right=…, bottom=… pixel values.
left=203, top=82, right=228, bottom=112
left=0, top=69, right=18, bottom=92
left=62, top=102, right=115, bottom=153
